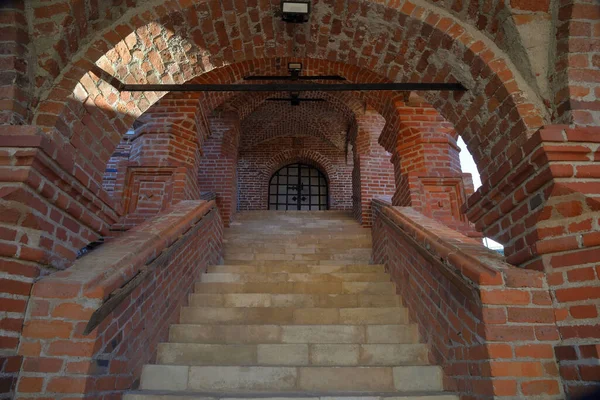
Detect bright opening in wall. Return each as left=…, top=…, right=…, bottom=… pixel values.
left=457, top=137, right=504, bottom=254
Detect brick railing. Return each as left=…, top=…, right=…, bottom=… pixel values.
left=372, top=199, right=562, bottom=399
left=14, top=200, right=223, bottom=399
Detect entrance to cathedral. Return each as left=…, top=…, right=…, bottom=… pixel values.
left=268, top=163, right=328, bottom=210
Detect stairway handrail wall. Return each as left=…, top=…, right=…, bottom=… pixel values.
left=15, top=200, right=224, bottom=398
left=371, top=198, right=563, bottom=399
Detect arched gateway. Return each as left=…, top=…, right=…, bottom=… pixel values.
left=1, top=1, right=599, bottom=400
left=268, top=163, right=329, bottom=211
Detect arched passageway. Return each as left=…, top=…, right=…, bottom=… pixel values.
left=268, top=163, right=329, bottom=211
left=1, top=0, right=599, bottom=399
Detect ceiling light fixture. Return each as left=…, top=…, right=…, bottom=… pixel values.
left=281, top=1, right=310, bottom=23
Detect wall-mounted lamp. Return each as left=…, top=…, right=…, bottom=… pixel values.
left=288, top=62, right=302, bottom=72
left=281, top=1, right=310, bottom=23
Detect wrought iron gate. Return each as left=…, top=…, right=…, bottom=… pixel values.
left=268, top=163, right=329, bottom=210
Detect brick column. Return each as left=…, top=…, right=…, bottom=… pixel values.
left=198, top=112, right=241, bottom=226
left=111, top=122, right=201, bottom=231
left=353, top=109, right=395, bottom=226
left=463, top=125, right=600, bottom=397
left=392, top=103, right=477, bottom=236
left=0, top=127, right=120, bottom=397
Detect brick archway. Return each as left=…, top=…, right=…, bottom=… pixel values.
left=252, top=149, right=345, bottom=212
left=30, top=0, right=549, bottom=208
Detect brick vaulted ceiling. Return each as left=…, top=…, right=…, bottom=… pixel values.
left=239, top=100, right=351, bottom=151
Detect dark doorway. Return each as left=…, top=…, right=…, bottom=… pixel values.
left=268, top=163, right=329, bottom=210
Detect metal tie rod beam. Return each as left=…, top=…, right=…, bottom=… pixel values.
left=116, top=82, right=466, bottom=92
left=99, top=70, right=466, bottom=93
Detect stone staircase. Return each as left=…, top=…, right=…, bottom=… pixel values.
left=125, top=211, right=456, bottom=400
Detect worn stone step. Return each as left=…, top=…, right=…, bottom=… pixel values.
left=189, top=293, right=402, bottom=308
left=194, top=281, right=397, bottom=295
left=207, top=264, right=386, bottom=274
left=139, top=365, right=443, bottom=392
left=180, top=307, right=408, bottom=325
left=169, top=324, right=418, bottom=344
left=223, top=243, right=373, bottom=253
left=199, top=272, right=390, bottom=283
left=157, top=343, right=428, bottom=366
left=125, top=393, right=458, bottom=400
left=219, top=260, right=373, bottom=267
left=222, top=252, right=372, bottom=262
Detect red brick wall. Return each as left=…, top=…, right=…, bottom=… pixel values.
left=372, top=200, right=562, bottom=399
left=237, top=136, right=353, bottom=211
left=0, top=128, right=122, bottom=399
left=102, top=139, right=132, bottom=197
left=0, top=1, right=30, bottom=126
left=353, top=110, right=395, bottom=226
left=198, top=113, right=240, bottom=226
left=15, top=200, right=222, bottom=399
left=553, top=0, right=600, bottom=126
left=463, top=125, right=600, bottom=397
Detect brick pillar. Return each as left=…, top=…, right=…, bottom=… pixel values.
left=353, top=109, right=395, bottom=226
left=463, top=125, right=600, bottom=397
left=198, top=112, right=240, bottom=227
left=111, top=122, right=201, bottom=231
left=392, top=107, right=477, bottom=236
left=0, top=126, right=120, bottom=397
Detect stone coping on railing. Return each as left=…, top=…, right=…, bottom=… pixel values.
left=373, top=198, right=546, bottom=291
left=30, top=200, right=215, bottom=304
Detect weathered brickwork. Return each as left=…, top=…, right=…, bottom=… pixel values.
left=353, top=109, right=395, bottom=226
left=553, top=0, right=600, bottom=126
left=390, top=98, right=477, bottom=236
left=373, top=200, right=563, bottom=399
left=198, top=113, right=241, bottom=226
left=14, top=201, right=222, bottom=399
left=464, top=125, right=600, bottom=397
left=0, top=0, right=598, bottom=398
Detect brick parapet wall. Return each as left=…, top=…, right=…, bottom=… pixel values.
left=238, top=137, right=353, bottom=211
left=14, top=200, right=223, bottom=399
left=372, top=199, right=563, bottom=399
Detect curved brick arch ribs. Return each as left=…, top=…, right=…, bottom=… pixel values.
left=26, top=0, right=540, bottom=124
left=33, top=0, right=548, bottom=193
left=551, top=0, right=600, bottom=126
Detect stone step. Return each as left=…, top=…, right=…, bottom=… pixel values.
left=207, top=264, right=386, bottom=274
left=200, top=272, right=390, bottom=283
left=169, top=324, right=418, bottom=344
left=156, top=343, right=428, bottom=366
left=218, top=260, right=373, bottom=267
left=139, top=365, right=443, bottom=392
left=125, top=393, right=458, bottom=400
left=222, top=252, right=372, bottom=262
left=194, top=281, right=397, bottom=295
left=180, top=307, right=409, bottom=325
left=224, top=234, right=372, bottom=243
left=189, top=293, right=402, bottom=308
